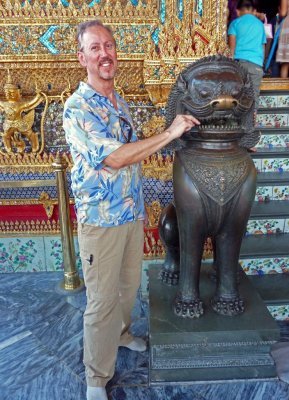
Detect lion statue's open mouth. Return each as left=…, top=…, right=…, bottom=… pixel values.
left=167, top=55, right=259, bottom=147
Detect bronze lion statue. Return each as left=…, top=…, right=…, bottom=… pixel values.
left=159, top=55, right=258, bottom=318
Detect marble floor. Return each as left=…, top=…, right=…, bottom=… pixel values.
left=0, top=272, right=289, bottom=400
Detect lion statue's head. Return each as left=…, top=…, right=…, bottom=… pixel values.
left=166, top=55, right=258, bottom=149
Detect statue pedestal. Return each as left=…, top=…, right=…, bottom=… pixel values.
left=149, top=264, right=279, bottom=384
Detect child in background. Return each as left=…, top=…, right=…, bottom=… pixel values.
left=228, top=0, right=267, bottom=111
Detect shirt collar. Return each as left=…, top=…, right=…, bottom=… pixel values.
left=77, top=81, right=127, bottom=115
left=77, top=81, right=120, bottom=104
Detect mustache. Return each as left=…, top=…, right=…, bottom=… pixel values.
left=99, top=57, right=113, bottom=64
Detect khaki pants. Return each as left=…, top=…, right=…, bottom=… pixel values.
left=78, top=221, right=144, bottom=387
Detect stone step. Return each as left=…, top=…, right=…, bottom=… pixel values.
left=258, top=108, right=289, bottom=114
left=252, top=148, right=289, bottom=158
left=257, top=171, right=289, bottom=185
left=257, top=128, right=289, bottom=135
left=240, top=233, right=289, bottom=258
left=248, top=274, right=289, bottom=306
left=250, top=200, right=289, bottom=219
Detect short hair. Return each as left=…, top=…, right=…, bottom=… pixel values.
left=76, top=19, right=115, bottom=51
left=236, top=0, right=256, bottom=10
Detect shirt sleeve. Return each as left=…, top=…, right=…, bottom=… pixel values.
left=262, top=25, right=267, bottom=44
left=63, top=104, right=122, bottom=170
left=228, top=20, right=236, bottom=36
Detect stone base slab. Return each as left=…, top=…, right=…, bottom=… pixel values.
left=149, top=264, right=279, bottom=383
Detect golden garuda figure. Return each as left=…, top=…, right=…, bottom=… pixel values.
left=0, top=71, right=44, bottom=154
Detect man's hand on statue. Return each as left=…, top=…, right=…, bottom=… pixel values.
left=166, top=114, right=200, bottom=139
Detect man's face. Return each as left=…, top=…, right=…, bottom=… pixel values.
left=78, top=25, right=117, bottom=82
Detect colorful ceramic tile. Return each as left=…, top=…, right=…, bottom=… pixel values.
left=73, top=236, right=82, bottom=270
left=246, top=219, right=285, bottom=235
left=284, top=219, right=289, bottom=233
left=0, top=237, right=46, bottom=273
left=277, top=95, right=289, bottom=108
left=284, top=135, right=289, bottom=147
left=240, top=257, right=289, bottom=275
left=272, top=186, right=289, bottom=200
left=267, top=305, right=289, bottom=321
left=255, top=186, right=272, bottom=202
left=262, top=158, right=289, bottom=172
left=43, top=236, right=64, bottom=272
left=253, top=158, right=262, bottom=172
left=141, top=259, right=162, bottom=296
left=256, top=113, right=288, bottom=128
left=44, top=235, right=82, bottom=272
left=256, top=134, right=286, bottom=149
left=258, top=95, right=278, bottom=109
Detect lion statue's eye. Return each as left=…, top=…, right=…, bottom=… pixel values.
left=200, top=90, right=209, bottom=98
left=231, top=89, right=240, bottom=97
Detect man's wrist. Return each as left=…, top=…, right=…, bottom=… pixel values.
left=162, top=129, right=172, bottom=139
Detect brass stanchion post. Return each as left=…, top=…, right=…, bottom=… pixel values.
left=52, top=153, right=84, bottom=291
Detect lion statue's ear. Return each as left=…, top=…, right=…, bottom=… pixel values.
left=177, top=74, right=187, bottom=91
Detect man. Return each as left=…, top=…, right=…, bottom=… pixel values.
left=228, top=0, right=266, bottom=110
left=63, top=19, right=199, bottom=400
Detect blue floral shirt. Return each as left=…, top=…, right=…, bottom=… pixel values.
left=63, top=82, right=145, bottom=227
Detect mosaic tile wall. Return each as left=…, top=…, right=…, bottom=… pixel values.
left=0, top=236, right=81, bottom=273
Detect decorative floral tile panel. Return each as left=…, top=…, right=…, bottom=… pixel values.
left=256, top=134, right=286, bottom=148
left=284, top=219, right=289, bottom=233
left=272, top=186, right=289, bottom=200
left=44, top=235, right=82, bottom=272
left=240, top=257, right=289, bottom=275
left=267, top=305, right=289, bottom=321
left=256, top=113, right=288, bottom=128
left=277, top=95, right=289, bottom=108
left=283, top=134, right=289, bottom=147
left=246, top=219, right=285, bottom=235
left=263, top=158, right=289, bottom=172
left=74, top=236, right=82, bottom=270
left=253, top=158, right=262, bottom=172
left=258, top=96, right=278, bottom=109
left=141, top=259, right=162, bottom=296
left=255, top=186, right=272, bottom=202
left=0, top=237, right=46, bottom=273
left=44, top=237, right=63, bottom=271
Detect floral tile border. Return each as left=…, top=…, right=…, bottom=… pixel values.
left=256, top=113, right=288, bottom=128
left=276, top=95, right=289, bottom=108
left=246, top=219, right=285, bottom=235
left=262, top=158, right=289, bottom=172
left=240, top=257, right=289, bottom=275
left=267, top=305, right=289, bottom=321
left=272, top=186, right=289, bottom=200
left=259, top=95, right=289, bottom=109
left=255, top=186, right=272, bottom=202
left=258, top=95, right=278, bottom=109
left=0, top=237, right=46, bottom=273
left=44, top=236, right=63, bottom=272
left=256, top=134, right=286, bottom=149
left=141, top=259, right=162, bottom=296
left=44, top=236, right=82, bottom=272
left=284, top=219, right=289, bottom=233
left=0, top=235, right=82, bottom=274
left=253, top=159, right=262, bottom=172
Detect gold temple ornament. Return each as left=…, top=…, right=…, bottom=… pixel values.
left=0, top=71, right=48, bottom=155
